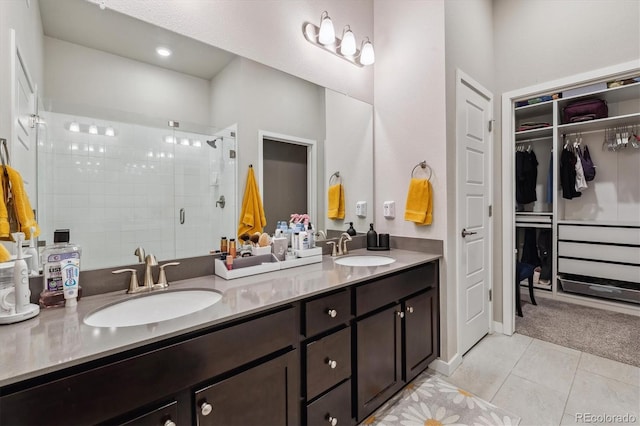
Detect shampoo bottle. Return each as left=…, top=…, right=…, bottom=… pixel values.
left=367, top=223, right=378, bottom=249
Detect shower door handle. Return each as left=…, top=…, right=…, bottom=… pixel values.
left=180, top=208, right=185, bottom=224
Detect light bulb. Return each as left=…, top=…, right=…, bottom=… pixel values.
left=193, top=140, right=202, bottom=147
left=69, top=121, right=80, bottom=132
left=156, top=46, right=172, bottom=57
left=105, top=126, right=115, bottom=137
left=180, top=138, right=190, bottom=146
left=339, top=26, right=356, bottom=56
left=359, top=39, right=375, bottom=66
left=164, top=135, right=175, bottom=144
left=318, top=11, right=335, bottom=45
left=89, top=124, right=98, bottom=135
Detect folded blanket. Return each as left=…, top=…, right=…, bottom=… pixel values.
left=404, top=178, right=433, bottom=225
left=327, top=183, right=345, bottom=220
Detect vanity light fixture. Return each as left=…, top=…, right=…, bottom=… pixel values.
left=88, top=124, right=98, bottom=135
left=105, top=126, right=115, bottom=137
left=164, top=135, right=176, bottom=144
left=156, top=46, right=172, bottom=57
left=69, top=121, right=80, bottom=132
left=303, top=11, right=375, bottom=67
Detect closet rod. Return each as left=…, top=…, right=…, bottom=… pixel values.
left=515, top=136, right=553, bottom=144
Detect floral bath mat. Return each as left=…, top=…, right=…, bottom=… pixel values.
left=361, top=373, right=521, bottom=426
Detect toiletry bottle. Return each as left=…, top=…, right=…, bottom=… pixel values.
left=220, top=237, right=228, bottom=253
left=25, top=226, right=40, bottom=276
left=39, top=229, right=82, bottom=309
left=367, top=223, right=378, bottom=249
left=12, top=233, right=31, bottom=313
left=347, top=222, right=357, bottom=236
left=226, top=253, right=233, bottom=270
left=229, top=238, right=236, bottom=258
left=61, top=258, right=80, bottom=307
left=307, top=224, right=315, bottom=248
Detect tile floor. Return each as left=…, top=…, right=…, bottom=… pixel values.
left=442, top=333, right=640, bottom=426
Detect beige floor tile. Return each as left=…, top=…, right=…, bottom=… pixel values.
left=492, top=374, right=567, bottom=426
left=564, top=369, right=640, bottom=421
left=560, top=413, right=580, bottom=425
left=511, top=338, right=581, bottom=396
left=578, top=352, right=640, bottom=387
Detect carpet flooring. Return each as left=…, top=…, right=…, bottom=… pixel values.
left=515, top=297, right=640, bottom=367
left=360, top=373, right=521, bottom=425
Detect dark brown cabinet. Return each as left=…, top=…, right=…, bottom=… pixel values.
left=119, top=401, right=179, bottom=426
left=404, top=287, right=438, bottom=383
left=194, top=350, right=299, bottom=426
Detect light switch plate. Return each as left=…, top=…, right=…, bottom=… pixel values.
left=356, top=201, right=367, bottom=217
left=383, top=201, right=395, bottom=219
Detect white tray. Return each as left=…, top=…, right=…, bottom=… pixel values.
left=214, top=252, right=323, bottom=279
left=279, top=254, right=323, bottom=270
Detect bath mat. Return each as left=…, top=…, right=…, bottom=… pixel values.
left=361, top=372, right=521, bottom=426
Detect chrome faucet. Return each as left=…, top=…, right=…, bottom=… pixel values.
left=337, top=233, right=352, bottom=256
left=326, top=241, right=338, bottom=257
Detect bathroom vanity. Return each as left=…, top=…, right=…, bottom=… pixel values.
left=0, top=249, right=440, bottom=425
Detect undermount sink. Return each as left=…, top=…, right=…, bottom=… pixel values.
left=334, top=255, right=396, bottom=267
left=84, top=289, right=223, bottom=328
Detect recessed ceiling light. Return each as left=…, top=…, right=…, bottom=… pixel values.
left=156, top=46, right=172, bottom=57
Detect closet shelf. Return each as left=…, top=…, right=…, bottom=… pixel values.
left=558, top=219, right=640, bottom=227
left=557, top=81, right=640, bottom=107
left=515, top=126, right=553, bottom=141
left=557, top=112, right=640, bottom=134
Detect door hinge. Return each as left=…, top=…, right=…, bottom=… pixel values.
left=489, top=289, right=492, bottom=302
left=488, top=119, right=494, bottom=132
left=488, top=205, right=492, bottom=217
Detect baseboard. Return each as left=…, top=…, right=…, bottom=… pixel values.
left=429, top=353, right=462, bottom=377
left=492, top=321, right=504, bottom=334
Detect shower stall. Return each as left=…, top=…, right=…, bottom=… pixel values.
left=37, top=108, right=237, bottom=270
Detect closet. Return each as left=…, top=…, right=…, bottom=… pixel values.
left=511, top=70, right=640, bottom=309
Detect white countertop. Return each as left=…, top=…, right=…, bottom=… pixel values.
left=0, top=249, right=440, bottom=388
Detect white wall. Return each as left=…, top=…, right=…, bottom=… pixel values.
left=95, top=0, right=374, bottom=104
left=43, top=37, right=211, bottom=125
left=492, top=0, right=640, bottom=323
left=373, top=0, right=449, bottom=357
left=325, top=89, right=374, bottom=234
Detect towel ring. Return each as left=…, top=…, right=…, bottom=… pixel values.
left=411, top=161, right=432, bottom=180
left=329, top=171, right=341, bottom=185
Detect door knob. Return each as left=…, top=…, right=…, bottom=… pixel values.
left=200, top=401, right=213, bottom=416
left=164, top=420, right=176, bottom=426
left=396, top=311, right=404, bottom=318
left=327, top=415, right=338, bottom=426
left=461, top=228, right=477, bottom=238
left=327, top=308, right=337, bottom=318
left=407, top=306, right=414, bottom=314
left=326, top=358, right=337, bottom=369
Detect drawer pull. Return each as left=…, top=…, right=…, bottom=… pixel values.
left=164, top=420, right=176, bottom=426
left=327, top=308, right=338, bottom=318
left=200, top=401, right=213, bottom=416
left=407, top=306, right=414, bottom=314
left=396, top=311, right=404, bottom=318
left=326, top=415, right=338, bottom=426
left=326, top=358, right=337, bottom=369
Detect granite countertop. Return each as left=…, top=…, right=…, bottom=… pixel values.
left=0, top=248, right=440, bottom=388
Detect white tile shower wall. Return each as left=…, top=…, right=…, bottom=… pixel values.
left=40, top=111, right=235, bottom=270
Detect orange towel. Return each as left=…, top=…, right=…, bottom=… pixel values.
left=327, top=183, right=345, bottom=220
left=237, top=167, right=267, bottom=237
left=404, top=178, right=433, bottom=225
left=0, top=166, right=40, bottom=241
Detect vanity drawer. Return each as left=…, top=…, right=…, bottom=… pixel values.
left=356, top=262, right=436, bottom=316
left=306, top=379, right=352, bottom=426
left=119, top=400, right=178, bottom=426
left=304, top=289, right=351, bottom=337
left=306, top=326, right=351, bottom=400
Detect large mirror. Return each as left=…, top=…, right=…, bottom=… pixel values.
left=34, top=0, right=374, bottom=271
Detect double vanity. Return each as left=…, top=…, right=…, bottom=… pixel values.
left=0, top=248, right=440, bottom=425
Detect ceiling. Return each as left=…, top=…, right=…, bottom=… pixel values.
left=38, top=0, right=236, bottom=80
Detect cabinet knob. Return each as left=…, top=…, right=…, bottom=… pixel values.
left=327, top=415, right=338, bottom=426
left=407, top=306, right=414, bottom=314
left=200, top=401, right=213, bottom=416
left=327, top=309, right=337, bottom=318
left=164, top=420, right=176, bottom=426
left=326, top=358, right=337, bottom=369
left=396, top=311, right=405, bottom=318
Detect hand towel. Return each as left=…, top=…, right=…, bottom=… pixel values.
left=237, top=167, right=267, bottom=237
left=404, top=178, right=433, bottom=225
left=0, top=244, right=9, bottom=262
left=0, top=166, right=40, bottom=240
left=327, top=183, right=345, bottom=220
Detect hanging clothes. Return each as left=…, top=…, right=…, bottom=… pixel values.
left=520, top=228, right=541, bottom=267
left=546, top=154, right=553, bottom=205
left=516, top=149, right=538, bottom=205
left=560, top=148, right=581, bottom=199
left=574, top=148, right=588, bottom=191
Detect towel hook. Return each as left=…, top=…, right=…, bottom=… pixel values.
left=411, top=161, right=432, bottom=180
left=329, top=171, right=341, bottom=185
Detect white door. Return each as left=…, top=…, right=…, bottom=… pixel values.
left=12, top=38, right=37, bottom=203
left=456, top=71, right=493, bottom=355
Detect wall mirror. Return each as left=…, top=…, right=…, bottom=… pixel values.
left=35, top=0, right=374, bottom=271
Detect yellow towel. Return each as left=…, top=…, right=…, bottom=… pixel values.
left=237, top=167, right=267, bottom=237
left=327, top=183, right=345, bottom=220
left=404, top=178, right=433, bottom=225
left=0, top=244, right=9, bottom=262
left=0, top=166, right=40, bottom=240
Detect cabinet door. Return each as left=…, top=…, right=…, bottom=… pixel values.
left=194, top=350, right=299, bottom=426
left=356, top=304, right=402, bottom=422
left=404, top=288, right=439, bottom=382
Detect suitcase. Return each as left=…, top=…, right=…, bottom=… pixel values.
left=562, top=98, right=608, bottom=124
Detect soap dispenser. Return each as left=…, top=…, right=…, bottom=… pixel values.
left=346, top=222, right=357, bottom=236
left=366, top=223, right=378, bottom=249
